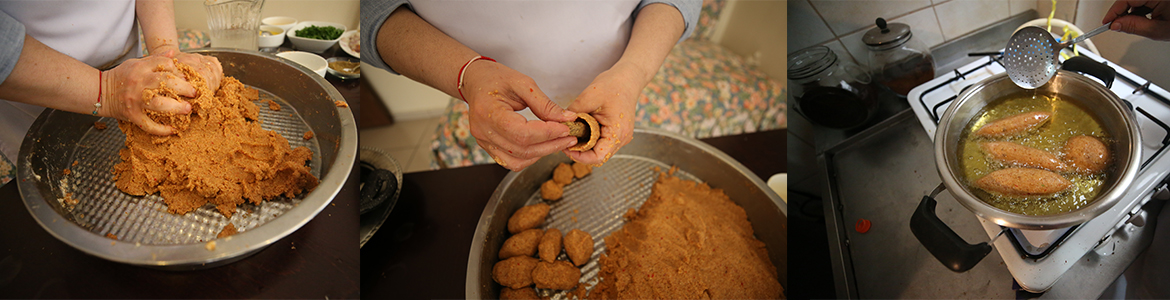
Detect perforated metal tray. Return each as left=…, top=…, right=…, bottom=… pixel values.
left=16, top=49, right=357, bottom=269
left=466, top=128, right=787, bottom=298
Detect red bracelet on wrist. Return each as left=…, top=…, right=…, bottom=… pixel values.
left=456, top=55, right=496, bottom=102
left=92, top=70, right=103, bottom=115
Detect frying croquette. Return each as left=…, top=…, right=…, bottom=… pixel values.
left=499, top=229, right=543, bottom=259
left=508, top=203, right=550, bottom=234
left=563, top=229, right=594, bottom=267
left=538, top=228, right=563, bottom=262
left=532, top=260, right=581, bottom=290
left=492, top=256, right=539, bottom=289
left=540, top=180, right=564, bottom=201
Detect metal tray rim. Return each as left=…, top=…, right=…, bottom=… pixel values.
left=464, top=127, right=785, bottom=298
left=16, top=49, right=357, bottom=269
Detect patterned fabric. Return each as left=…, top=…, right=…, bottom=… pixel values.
left=429, top=38, right=787, bottom=169
left=691, top=0, right=726, bottom=42
left=0, top=153, right=12, bottom=187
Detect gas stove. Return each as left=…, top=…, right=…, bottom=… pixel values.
left=906, top=50, right=1170, bottom=292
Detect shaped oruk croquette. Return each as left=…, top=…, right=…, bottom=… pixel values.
left=975, top=111, right=1051, bottom=138
left=563, top=112, right=599, bottom=151
left=508, top=203, right=549, bottom=234
left=974, top=167, right=1071, bottom=196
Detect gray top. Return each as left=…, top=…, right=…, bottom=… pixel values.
left=359, top=0, right=701, bottom=74
left=0, top=10, right=26, bottom=85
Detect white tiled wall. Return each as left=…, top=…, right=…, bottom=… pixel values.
left=788, top=0, right=1041, bottom=67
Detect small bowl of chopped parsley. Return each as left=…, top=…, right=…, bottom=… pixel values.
left=288, top=21, right=348, bottom=53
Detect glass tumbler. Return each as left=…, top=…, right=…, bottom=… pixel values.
left=205, top=0, right=266, bottom=51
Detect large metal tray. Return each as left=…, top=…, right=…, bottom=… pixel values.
left=16, top=49, right=357, bottom=269
left=466, top=128, right=787, bottom=298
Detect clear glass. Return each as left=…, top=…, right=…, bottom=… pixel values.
left=867, top=34, right=935, bottom=96
left=205, top=0, right=265, bottom=51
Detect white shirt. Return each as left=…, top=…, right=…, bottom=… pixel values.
left=0, top=0, right=139, bottom=162
left=410, top=0, right=640, bottom=107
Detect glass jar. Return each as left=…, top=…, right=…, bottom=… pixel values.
left=864, top=18, right=935, bottom=96
left=788, top=46, right=877, bottom=129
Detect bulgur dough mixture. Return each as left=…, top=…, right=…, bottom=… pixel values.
left=113, top=59, right=318, bottom=218
left=591, top=170, right=783, bottom=299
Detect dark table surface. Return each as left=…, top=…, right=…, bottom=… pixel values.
left=360, top=129, right=787, bottom=299
left=0, top=42, right=361, bottom=299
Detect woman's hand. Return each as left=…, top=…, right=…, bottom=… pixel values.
left=462, top=60, right=579, bottom=171
left=100, top=55, right=195, bottom=135
left=153, top=47, right=225, bottom=94
left=1103, top=0, right=1170, bottom=40
left=564, top=62, right=643, bottom=165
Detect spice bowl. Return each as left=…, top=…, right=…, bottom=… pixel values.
left=326, top=57, right=360, bottom=80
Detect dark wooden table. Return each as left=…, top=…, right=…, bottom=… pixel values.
left=360, top=129, right=786, bottom=299
left=0, top=42, right=362, bottom=299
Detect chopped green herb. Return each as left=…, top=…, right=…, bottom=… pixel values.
left=295, top=25, right=343, bottom=40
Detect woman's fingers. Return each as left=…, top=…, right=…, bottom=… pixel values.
left=515, top=82, right=577, bottom=123
left=129, top=112, right=173, bottom=136
left=161, top=74, right=197, bottom=98
left=146, top=95, right=192, bottom=114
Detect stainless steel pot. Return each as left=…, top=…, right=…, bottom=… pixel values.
left=911, top=56, right=1140, bottom=272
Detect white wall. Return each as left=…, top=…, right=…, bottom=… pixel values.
left=362, top=62, right=452, bottom=121
left=788, top=0, right=1041, bottom=66
left=174, top=0, right=359, bottom=32
left=712, top=0, right=785, bottom=81
left=1074, top=0, right=1170, bottom=89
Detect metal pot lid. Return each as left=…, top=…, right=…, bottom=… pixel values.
left=864, top=18, right=912, bottom=49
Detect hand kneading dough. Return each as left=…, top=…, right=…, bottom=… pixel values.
left=499, top=229, right=543, bottom=259
left=492, top=256, right=539, bottom=289
left=508, top=203, right=550, bottom=234
left=563, top=229, right=593, bottom=267
left=532, top=260, right=581, bottom=290
left=113, top=59, right=317, bottom=218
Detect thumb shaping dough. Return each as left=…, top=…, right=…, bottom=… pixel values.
left=562, top=112, right=600, bottom=151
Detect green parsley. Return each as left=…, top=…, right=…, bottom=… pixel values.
left=296, top=25, right=343, bottom=40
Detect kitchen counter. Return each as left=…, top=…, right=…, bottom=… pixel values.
left=360, top=129, right=786, bottom=299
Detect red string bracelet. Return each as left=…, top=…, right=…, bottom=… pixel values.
left=456, top=55, right=496, bottom=102
left=92, top=70, right=103, bottom=115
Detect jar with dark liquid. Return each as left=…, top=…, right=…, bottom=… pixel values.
left=788, top=46, right=877, bottom=129
left=864, top=18, right=935, bottom=96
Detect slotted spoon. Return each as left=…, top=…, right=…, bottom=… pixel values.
left=1004, top=6, right=1152, bottom=89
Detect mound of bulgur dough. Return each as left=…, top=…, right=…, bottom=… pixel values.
left=591, top=169, right=783, bottom=299
left=113, top=59, right=318, bottom=218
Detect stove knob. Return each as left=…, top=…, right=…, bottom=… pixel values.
left=1128, top=210, right=1148, bottom=227
left=1154, top=185, right=1170, bottom=201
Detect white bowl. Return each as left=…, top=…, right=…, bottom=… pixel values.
left=262, top=16, right=298, bottom=32
left=287, top=21, right=346, bottom=53
left=276, top=51, right=327, bottom=77
left=258, top=25, right=285, bottom=48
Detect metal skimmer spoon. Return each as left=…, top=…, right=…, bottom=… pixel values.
left=1003, top=6, right=1153, bottom=89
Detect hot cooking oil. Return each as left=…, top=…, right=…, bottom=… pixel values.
left=958, top=91, right=1111, bottom=215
